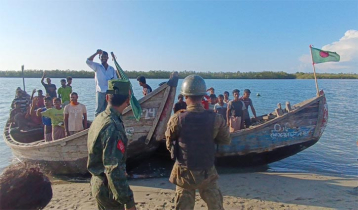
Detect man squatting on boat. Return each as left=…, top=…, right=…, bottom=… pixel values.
left=87, top=79, right=136, bottom=210
left=166, top=75, right=231, bottom=210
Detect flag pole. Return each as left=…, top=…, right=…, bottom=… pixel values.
left=21, top=65, right=26, bottom=92
left=309, top=45, right=319, bottom=96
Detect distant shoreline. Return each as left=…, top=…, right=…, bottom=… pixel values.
left=1, top=77, right=357, bottom=79
left=0, top=70, right=357, bottom=79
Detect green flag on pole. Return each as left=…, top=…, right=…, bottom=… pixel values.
left=311, top=47, right=340, bottom=64
left=111, top=52, right=142, bottom=121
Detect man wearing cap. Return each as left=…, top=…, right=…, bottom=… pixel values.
left=165, top=75, right=231, bottom=210
left=86, top=49, right=118, bottom=116
left=87, top=79, right=136, bottom=210
left=239, top=89, right=257, bottom=128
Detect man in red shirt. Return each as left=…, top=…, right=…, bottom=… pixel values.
left=201, top=98, right=209, bottom=110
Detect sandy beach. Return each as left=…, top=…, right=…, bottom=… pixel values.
left=44, top=172, right=357, bottom=210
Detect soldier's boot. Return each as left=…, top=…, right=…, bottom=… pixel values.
left=199, top=181, right=224, bottom=210
left=175, top=185, right=195, bottom=210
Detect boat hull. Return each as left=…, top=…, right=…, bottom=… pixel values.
left=216, top=92, right=328, bottom=166
left=157, top=92, right=328, bottom=168
left=4, top=73, right=179, bottom=175
left=216, top=138, right=319, bottom=167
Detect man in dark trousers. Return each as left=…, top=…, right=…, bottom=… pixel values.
left=239, top=89, right=257, bottom=128
left=41, top=71, right=57, bottom=99
left=87, top=79, right=136, bottom=210
left=165, top=75, right=231, bottom=210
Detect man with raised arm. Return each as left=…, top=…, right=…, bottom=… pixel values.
left=86, top=49, right=118, bottom=116
left=87, top=80, right=136, bottom=210
left=41, top=71, right=57, bottom=99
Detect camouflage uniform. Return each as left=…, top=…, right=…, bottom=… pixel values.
left=87, top=80, right=135, bottom=210
left=166, top=104, right=231, bottom=210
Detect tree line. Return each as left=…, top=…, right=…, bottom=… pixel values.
left=0, top=70, right=357, bottom=79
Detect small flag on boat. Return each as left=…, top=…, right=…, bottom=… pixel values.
left=310, top=46, right=340, bottom=64
left=111, top=52, right=142, bottom=121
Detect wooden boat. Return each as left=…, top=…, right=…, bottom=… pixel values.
left=215, top=90, right=328, bottom=166
left=3, top=73, right=179, bottom=175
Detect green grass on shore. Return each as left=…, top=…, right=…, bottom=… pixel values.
left=0, top=70, right=357, bottom=79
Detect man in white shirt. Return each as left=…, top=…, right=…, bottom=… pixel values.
left=86, top=49, right=118, bottom=116
left=64, top=92, right=87, bottom=136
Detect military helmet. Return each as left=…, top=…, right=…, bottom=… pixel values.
left=180, top=75, right=207, bottom=96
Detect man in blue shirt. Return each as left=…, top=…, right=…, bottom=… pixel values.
left=36, top=97, right=53, bottom=141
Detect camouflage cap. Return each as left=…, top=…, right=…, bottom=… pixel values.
left=106, top=79, right=130, bottom=95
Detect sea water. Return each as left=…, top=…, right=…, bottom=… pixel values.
left=0, top=78, right=357, bottom=177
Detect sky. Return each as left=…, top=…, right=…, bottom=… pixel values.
left=0, top=0, right=357, bottom=73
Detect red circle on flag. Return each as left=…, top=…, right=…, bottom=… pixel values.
left=319, top=51, right=329, bottom=58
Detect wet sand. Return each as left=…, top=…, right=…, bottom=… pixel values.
left=44, top=172, right=357, bottom=210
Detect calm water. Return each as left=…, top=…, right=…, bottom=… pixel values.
left=0, top=78, right=357, bottom=177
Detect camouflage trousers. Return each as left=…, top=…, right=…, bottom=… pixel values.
left=175, top=181, right=224, bottom=210
left=91, top=176, right=124, bottom=210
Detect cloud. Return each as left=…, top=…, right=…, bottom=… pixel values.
left=298, top=30, right=358, bottom=73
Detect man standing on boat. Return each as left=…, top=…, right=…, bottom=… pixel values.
left=41, top=71, right=57, bottom=99
left=87, top=80, right=136, bottom=210
left=166, top=75, right=231, bottom=210
left=86, top=49, right=118, bottom=117
left=239, top=89, right=257, bottom=128
left=64, top=92, right=87, bottom=136
left=35, top=97, right=53, bottom=141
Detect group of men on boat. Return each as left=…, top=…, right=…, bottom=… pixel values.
left=173, top=87, right=257, bottom=132
left=9, top=49, right=153, bottom=142
left=10, top=74, right=87, bottom=141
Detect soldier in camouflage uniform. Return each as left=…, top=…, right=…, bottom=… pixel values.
left=165, top=75, right=231, bottom=210
left=87, top=79, right=136, bottom=210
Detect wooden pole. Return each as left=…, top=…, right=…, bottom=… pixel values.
left=110, top=52, right=121, bottom=79
left=21, top=65, right=26, bottom=92
left=309, top=45, right=319, bottom=96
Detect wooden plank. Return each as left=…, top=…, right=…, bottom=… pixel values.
left=122, top=84, right=168, bottom=114
left=145, top=86, right=171, bottom=144
left=122, top=86, right=166, bottom=115
left=137, top=83, right=167, bottom=104
left=140, top=101, right=162, bottom=109
left=124, top=119, right=154, bottom=127
left=313, top=98, right=324, bottom=137
left=153, top=87, right=177, bottom=141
